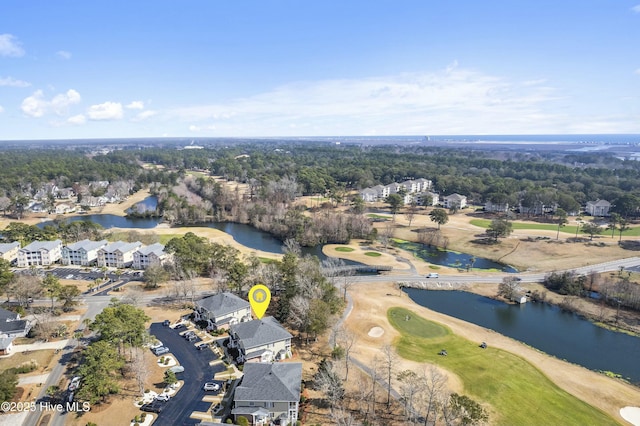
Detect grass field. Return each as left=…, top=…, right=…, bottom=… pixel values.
left=469, top=218, right=640, bottom=237
left=335, top=246, right=355, bottom=252
left=388, top=307, right=618, bottom=426
left=364, top=251, right=382, bottom=257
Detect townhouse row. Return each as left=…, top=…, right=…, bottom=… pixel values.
left=0, top=239, right=169, bottom=269
left=193, top=292, right=300, bottom=425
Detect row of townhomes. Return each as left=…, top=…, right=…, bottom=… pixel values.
left=485, top=198, right=612, bottom=217
left=194, top=292, right=300, bottom=425
left=1, top=239, right=169, bottom=269
left=359, top=180, right=612, bottom=217
left=26, top=180, right=130, bottom=213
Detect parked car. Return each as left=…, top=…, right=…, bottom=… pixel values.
left=183, top=330, right=195, bottom=338
left=169, top=365, right=185, bottom=374
left=155, top=393, right=171, bottom=402
left=196, top=342, right=209, bottom=350
left=186, top=334, right=197, bottom=342
left=152, top=346, right=170, bottom=356
left=163, top=320, right=170, bottom=326
left=140, top=401, right=166, bottom=413
left=173, top=323, right=185, bottom=330
left=203, top=382, right=220, bottom=392
left=426, top=273, right=439, bottom=278
left=150, top=340, right=163, bottom=350
left=68, top=376, right=81, bottom=391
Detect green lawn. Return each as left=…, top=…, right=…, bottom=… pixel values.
left=388, top=307, right=617, bottom=426
left=367, top=214, right=390, bottom=220
left=335, top=246, right=355, bottom=252
left=364, top=251, right=382, bottom=257
left=469, top=218, right=640, bottom=237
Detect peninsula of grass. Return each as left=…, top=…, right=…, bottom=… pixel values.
left=335, top=246, right=355, bottom=252
left=364, top=251, right=382, bottom=257
left=387, top=307, right=616, bottom=426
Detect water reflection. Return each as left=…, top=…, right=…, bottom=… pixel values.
left=404, top=288, right=640, bottom=384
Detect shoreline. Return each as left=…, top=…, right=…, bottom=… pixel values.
left=343, top=280, right=640, bottom=425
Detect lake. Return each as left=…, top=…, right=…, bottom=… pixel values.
left=404, top=288, right=640, bottom=384
left=38, top=214, right=514, bottom=270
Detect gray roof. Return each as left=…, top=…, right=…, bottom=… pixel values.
left=196, top=292, right=250, bottom=318
left=0, top=319, right=29, bottom=334
left=0, top=308, right=18, bottom=322
left=234, top=362, right=302, bottom=402
left=20, top=240, right=62, bottom=252
left=100, top=241, right=142, bottom=254
left=230, top=316, right=292, bottom=351
left=0, top=241, right=20, bottom=254
left=0, top=337, right=15, bottom=350
left=65, top=239, right=108, bottom=252
left=136, top=243, right=165, bottom=256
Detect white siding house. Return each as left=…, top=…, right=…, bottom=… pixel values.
left=17, top=240, right=63, bottom=267
left=229, top=316, right=293, bottom=364
left=586, top=200, right=611, bottom=217
left=194, top=292, right=252, bottom=330
left=0, top=242, right=20, bottom=264
left=133, top=243, right=168, bottom=269
left=62, top=239, right=108, bottom=266
left=232, top=362, right=302, bottom=426
left=97, top=241, right=142, bottom=268
left=443, top=193, right=468, bottom=209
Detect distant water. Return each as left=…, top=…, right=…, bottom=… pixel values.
left=2, top=134, right=639, bottom=148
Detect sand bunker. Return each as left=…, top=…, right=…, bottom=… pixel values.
left=368, top=326, right=384, bottom=338
left=620, top=407, right=640, bottom=426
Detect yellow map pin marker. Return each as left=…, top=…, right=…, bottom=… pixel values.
left=248, top=284, right=271, bottom=319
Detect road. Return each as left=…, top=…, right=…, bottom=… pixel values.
left=147, top=322, right=224, bottom=426
left=15, top=255, right=640, bottom=425
left=23, top=298, right=110, bottom=426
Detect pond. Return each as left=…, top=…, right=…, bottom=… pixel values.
left=126, top=195, right=158, bottom=214
left=37, top=214, right=510, bottom=271
left=39, top=214, right=161, bottom=229
left=394, top=240, right=518, bottom=272
left=403, top=288, right=640, bottom=384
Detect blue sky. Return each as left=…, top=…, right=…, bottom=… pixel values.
left=1, top=1, right=639, bottom=140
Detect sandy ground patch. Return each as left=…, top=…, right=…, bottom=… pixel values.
left=344, top=281, right=640, bottom=425
left=367, top=326, right=384, bottom=338
left=621, top=407, right=640, bottom=426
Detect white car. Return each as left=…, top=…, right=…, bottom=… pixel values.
left=203, top=382, right=220, bottom=392
left=169, top=365, right=185, bottom=374
left=155, top=393, right=170, bottom=402
left=150, top=340, right=163, bottom=350
left=426, top=273, right=439, bottom=278
left=68, top=376, right=81, bottom=391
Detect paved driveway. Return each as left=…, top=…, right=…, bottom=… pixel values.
left=148, top=322, right=224, bottom=425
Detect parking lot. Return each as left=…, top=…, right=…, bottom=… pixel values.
left=147, top=322, right=225, bottom=425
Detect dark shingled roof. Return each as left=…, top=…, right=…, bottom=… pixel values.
left=195, top=292, right=250, bottom=318
left=230, top=316, right=292, bottom=351
left=234, top=362, right=302, bottom=402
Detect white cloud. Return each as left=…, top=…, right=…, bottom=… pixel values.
left=0, top=34, right=24, bottom=57
left=189, top=124, right=217, bottom=132
left=87, top=102, right=123, bottom=120
left=56, top=50, right=72, bottom=60
left=0, top=76, right=30, bottom=87
left=0, top=105, right=4, bottom=113
left=635, top=69, right=640, bottom=75
left=51, top=89, right=81, bottom=115
left=632, top=4, right=640, bottom=13
left=21, top=89, right=81, bottom=118
left=131, top=110, right=157, bottom=122
left=21, top=90, right=48, bottom=117
left=169, top=66, right=565, bottom=135
left=126, top=101, right=144, bottom=110
left=67, top=114, right=86, bottom=125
